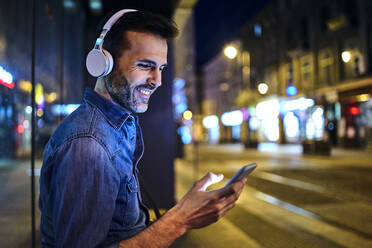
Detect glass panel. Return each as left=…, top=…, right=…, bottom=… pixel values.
left=0, top=1, right=85, bottom=247
left=0, top=0, right=34, bottom=247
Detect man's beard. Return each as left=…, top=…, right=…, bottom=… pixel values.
left=104, top=71, right=153, bottom=114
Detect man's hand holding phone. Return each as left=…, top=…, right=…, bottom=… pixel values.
left=225, top=162, right=257, bottom=187
left=167, top=163, right=257, bottom=231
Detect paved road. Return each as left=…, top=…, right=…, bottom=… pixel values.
left=172, top=143, right=372, bottom=248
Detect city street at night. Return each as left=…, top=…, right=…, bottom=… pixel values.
left=172, top=143, right=372, bottom=248
left=2, top=0, right=372, bottom=246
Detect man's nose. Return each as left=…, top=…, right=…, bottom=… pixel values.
left=147, top=69, right=162, bottom=87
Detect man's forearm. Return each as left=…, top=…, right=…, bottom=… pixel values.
left=118, top=207, right=187, bottom=248
left=117, top=173, right=246, bottom=247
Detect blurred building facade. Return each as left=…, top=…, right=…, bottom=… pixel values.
left=172, top=0, right=199, bottom=149
left=0, top=0, right=86, bottom=159
left=201, top=0, right=372, bottom=150
left=202, top=41, right=247, bottom=143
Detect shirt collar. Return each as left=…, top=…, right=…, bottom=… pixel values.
left=84, top=88, right=134, bottom=130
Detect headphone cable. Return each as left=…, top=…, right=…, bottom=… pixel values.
left=137, top=172, right=162, bottom=220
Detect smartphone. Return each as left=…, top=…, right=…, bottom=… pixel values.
left=225, top=162, right=257, bottom=187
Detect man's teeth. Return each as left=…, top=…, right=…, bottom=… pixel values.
left=137, top=87, right=151, bottom=95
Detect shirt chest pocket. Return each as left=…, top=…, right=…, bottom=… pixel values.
left=122, top=174, right=140, bottom=226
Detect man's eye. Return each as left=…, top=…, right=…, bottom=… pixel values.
left=137, top=63, right=152, bottom=70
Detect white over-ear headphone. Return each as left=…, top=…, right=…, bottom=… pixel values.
left=86, top=9, right=138, bottom=77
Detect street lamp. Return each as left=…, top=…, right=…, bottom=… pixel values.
left=341, top=51, right=351, bottom=63
left=258, top=82, right=268, bottom=95
left=224, top=45, right=238, bottom=59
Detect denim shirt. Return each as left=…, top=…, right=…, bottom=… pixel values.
left=39, top=88, right=149, bottom=248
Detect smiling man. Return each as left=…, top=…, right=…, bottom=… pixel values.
left=96, top=31, right=167, bottom=114
left=39, top=10, right=247, bottom=248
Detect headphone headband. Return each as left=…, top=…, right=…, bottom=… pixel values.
left=103, top=9, right=137, bottom=31
left=95, top=9, right=138, bottom=50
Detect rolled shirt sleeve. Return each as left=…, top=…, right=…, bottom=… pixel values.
left=50, top=137, right=120, bottom=248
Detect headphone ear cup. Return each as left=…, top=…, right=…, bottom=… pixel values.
left=102, top=49, right=114, bottom=76
left=86, top=49, right=107, bottom=77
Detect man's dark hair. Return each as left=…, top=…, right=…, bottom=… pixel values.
left=99, top=10, right=179, bottom=63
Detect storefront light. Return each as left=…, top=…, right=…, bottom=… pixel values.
left=264, top=118, right=280, bottom=142
left=283, top=98, right=314, bottom=111
left=313, top=107, right=324, bottom=119
left=249, top=117, right=260, bottom=131
left=306, top=122, right=315, bottom=140
left=283, top=112, right=299, bottom=138
left=256, top=99, right=280, bottom=120
left=356, top=94, right=370, bottom=102
left=221, top=110, right=243, bottom=126
left=311, top=107, right=324, bottom=140
left=203, top=115, right=219, bottom=129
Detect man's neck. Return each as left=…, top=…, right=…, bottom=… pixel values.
left=94, top=77, right=113, bottom=101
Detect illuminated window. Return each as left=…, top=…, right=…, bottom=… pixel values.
left=319, top=49, right=334, bottom=86
left=300, top=55, right=313, bottom=91
left=341, top=46, right=364, bottom=79
left=254, top=24, right=262, bottom=37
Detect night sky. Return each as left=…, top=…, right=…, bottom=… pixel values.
left=194, top=0, right=273, bottom=68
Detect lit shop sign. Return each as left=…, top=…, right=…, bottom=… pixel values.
left=221, top=110, right=243, bottom=126
left=282, top=98, right=314, bottom=112
left=202, top=115, right=219, bottom=129
left=0, top=65, right=14, bottom=89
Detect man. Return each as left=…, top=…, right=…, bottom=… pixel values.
left=39, top=10, right=246, bottom=247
